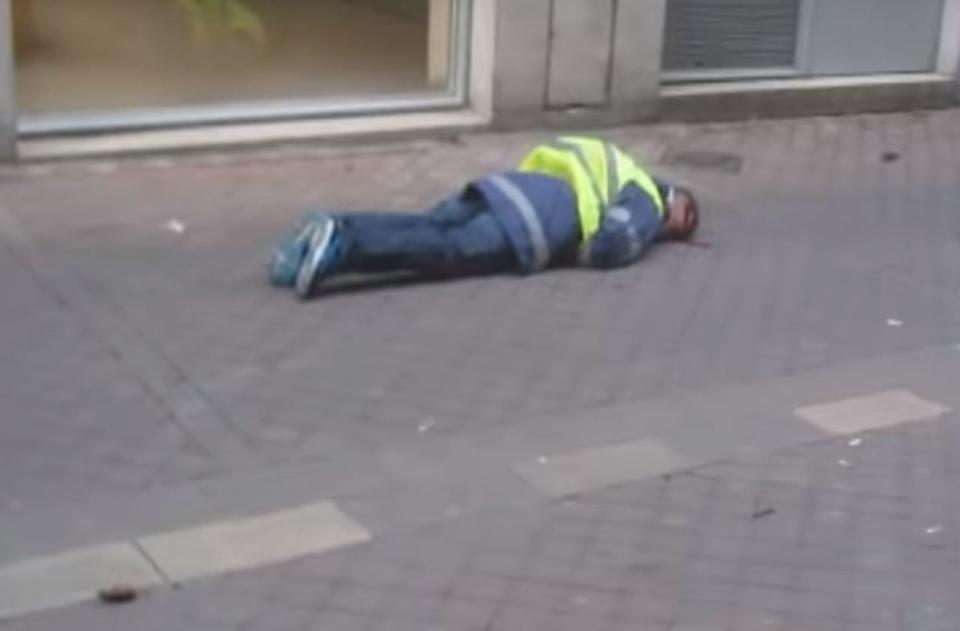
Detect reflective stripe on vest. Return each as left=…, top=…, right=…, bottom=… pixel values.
left=519, top=138, right=665, bottom=242
left=552, top=139, right=606, bottom=208
left=602, top=142, right=620, bottom=202
left=487, top=174, right=551, bottom=271
left=520, top=142, right=605, bottom=240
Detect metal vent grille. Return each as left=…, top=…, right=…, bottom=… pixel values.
left=663, top=0, right=801, bottom=71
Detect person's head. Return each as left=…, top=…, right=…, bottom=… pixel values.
left=663, top=186, right=699, bottom=241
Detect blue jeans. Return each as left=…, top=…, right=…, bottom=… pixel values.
left=335, top=195, right=515, bottom=278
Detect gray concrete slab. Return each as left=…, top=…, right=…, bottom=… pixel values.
left=515, top=438, right=688, bottom=497
left=0, top=543, right=161, bottom=620
left=795, top=389, right=951, bottom=434
left=138, top=502, right=370, bottom=583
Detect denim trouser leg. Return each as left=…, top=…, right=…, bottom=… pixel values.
left=336, top=197, right=515, bottom=277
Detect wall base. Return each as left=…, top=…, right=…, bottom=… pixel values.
left=658, top=74, right=957, bottom=122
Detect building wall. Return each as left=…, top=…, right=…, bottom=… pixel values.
left=0, top=0, right=957, bottom=159
left=491, top=0, right=666, bottom=128
left=940, top=0, right=960, bottom=96
left=489, top=0, right=960, bottom=128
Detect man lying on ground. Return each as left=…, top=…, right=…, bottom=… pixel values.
left=269, top=136, right=700, bottom=299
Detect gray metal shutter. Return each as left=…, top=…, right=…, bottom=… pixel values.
left=663, top=0, right=801, bottom=71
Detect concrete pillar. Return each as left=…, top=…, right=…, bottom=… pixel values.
left=939, top=0, right=960, bottom=94
left=547, top=0, right=615, bottom=107
left=0, top=0, right=17, bottom=160
left=610, top=0, right=667, bottom=118
left=491, top=0, right=552, bottom=115
left=490, top=0, right=666, bottom=126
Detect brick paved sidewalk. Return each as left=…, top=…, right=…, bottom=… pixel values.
left=8, top=411, right=960, bottom=631
left=1, top=110, right=959, bottom=629
left=1, top=111, right=957, bottom=505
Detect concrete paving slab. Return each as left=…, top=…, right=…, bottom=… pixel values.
left=515, top=438, right=689, bottom=497
left=137, top=502, right=370, bottom=583
left=795, top=389, right=951, bottom=435
left=0, top=542, right=161, bottom=620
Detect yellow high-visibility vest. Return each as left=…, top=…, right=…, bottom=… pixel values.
left=519, top=137, right=664, bottom=242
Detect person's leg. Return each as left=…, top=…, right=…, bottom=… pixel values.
left=269, top=210, right=325, bottom=287
left=441, top=212, right=517, bottom=276
left=336, top=200, right=514, bottom=278
left=273, top=210, right=439, bottom=288
left=335, top=192, right=484, bottom=238
left=425, top=194, right=482, bottom=227
left=294, top=195, right=515, bottom=298
left=337, top=212, right=433, bottom=233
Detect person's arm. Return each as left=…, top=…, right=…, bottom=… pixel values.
left=579, top=183, right=663, bottom=269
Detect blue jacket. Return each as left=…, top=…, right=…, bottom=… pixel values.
left=466, top=171, right=667, bottom=274
left=578, top=180, right=671, bottom=269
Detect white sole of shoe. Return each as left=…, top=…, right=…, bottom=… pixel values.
left=294, top=218, right=336, bottom=299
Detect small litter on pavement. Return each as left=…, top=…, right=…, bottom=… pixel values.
left=925, top=525, right=944, bottom=535
left=886, top=319, right=904, bottom=327
left=848, top=438, right=863, bottom=447
left=838, top=459, right=853, bottom=467
left=417, top=418, right=436, bottom=434
left=881, top=151, right=901, bottom=163
left=164, top=220, right=186, bottom=234
left=752, top=507, right=777, bottom=521
left=97, top=584, right=139, bottom=605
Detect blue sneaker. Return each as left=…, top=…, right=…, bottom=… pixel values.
left=268, top=211, right=323, bottom=287
left=295, top=214, right=341, bottom=299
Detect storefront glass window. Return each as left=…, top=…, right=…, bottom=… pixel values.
left=13, top=0, right=462, bottom=125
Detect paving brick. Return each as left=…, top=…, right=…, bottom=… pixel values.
left=3, top=111, right=960, bottom=631
left=18, top=418, right=960, bottom=630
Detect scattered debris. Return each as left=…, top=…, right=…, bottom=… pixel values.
left=886, top=318, right=904, bottom=327
left=97, top=583, right=139, bottom=604
left=926, top=525, right=944, bottom=535
left=752, top=507, right=777, bottom=521
left=848, top=438, right=863, bottom=447
left=417, top=418, right=436, bottom=434
left=881, top=151, right=901, bottom=163
left=838, top=459, right=853, bottom=467
left=164, top=219, right=186, bottom=234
